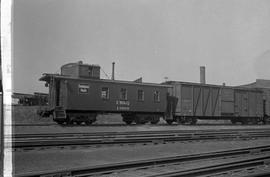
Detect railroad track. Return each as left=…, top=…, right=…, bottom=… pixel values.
left=15, top=145, right=270, bottom=177
left=11, top=123, right=270, bottom=126
left=11, top=128, right=270, bottom=150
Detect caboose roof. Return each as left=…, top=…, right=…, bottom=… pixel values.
left=39, top=73, right=172, bottom=88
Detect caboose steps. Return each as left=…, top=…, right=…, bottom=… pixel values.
left=52, top=107, right=66, bottom=124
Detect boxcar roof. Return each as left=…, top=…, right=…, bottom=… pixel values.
left=164, top=81, right=262, bottom=91
left=164, top=81, right=231, bottom=88
left=233, top=86, right=263, bottom=92
left=39, top=73, right=172, bottom=88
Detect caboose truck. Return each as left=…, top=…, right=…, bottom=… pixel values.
left=39, top=61, right=174, bottom=125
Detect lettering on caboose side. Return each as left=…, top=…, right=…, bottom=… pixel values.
left=78, top=84, right=89, bottom=94
left=116, top=100, right=130, bottom=110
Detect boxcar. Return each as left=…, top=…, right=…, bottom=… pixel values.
left=40, top=62, right=171, bottom=125
left=165, top=81, right=264, bottom=124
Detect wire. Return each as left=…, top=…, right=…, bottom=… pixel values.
left=54, top=68, right=61, bottom=74
left=100, top=68, right=110, bottom=79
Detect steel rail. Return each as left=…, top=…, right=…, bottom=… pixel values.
left=147, top=156, right=270, bottom=177
left=10, top=123, right=270, bottom=127
left=11, top=129, right=270, bottom=149
left=15, top=145, right=270, bottom=177
left=10, top=128, right=270, bottom=138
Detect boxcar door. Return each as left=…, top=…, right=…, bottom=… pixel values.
left=234, top=90, right=248, bottom=117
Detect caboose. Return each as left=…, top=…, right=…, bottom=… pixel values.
left=40, top=61, right=174, bottom=125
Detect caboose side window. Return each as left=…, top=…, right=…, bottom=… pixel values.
left=137, top=89, right=144, bottom=101
left=101, top=87, right=109, bottom=100
left=154, top=91, right=160, bottom=102
left=120, top=88, right=127, bottom=100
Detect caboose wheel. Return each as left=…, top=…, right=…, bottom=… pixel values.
left=150, top=120, right=159, bottom=124
left=134, top=116, right=147, bottom=124
left=135, top=120, right=146, bottom=124
left=176, top=118, right=182, bottom=124
left=241, top=120, right=248, bottom=125
left=66, top=120, right=74, bottom=125
left=75, top=121, right=82, bottom=125
left=55, top=121, right=64, bottom=125
left=85, top=120, right=93, bottom=125
left=124, top=120, right=133, bottom=125
left=191, top=118, right=197, bottom=125
left=150, top=116, right=160, bottom=124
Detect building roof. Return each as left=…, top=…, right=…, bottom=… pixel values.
left=240, top=79, right=270, bottom=89
left=164, top=81, right=230, bottom=88
left=13, top=92, right=48, bottom=99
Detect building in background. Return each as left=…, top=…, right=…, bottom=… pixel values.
left=241, top=79, right=270, bottom=117
left=241, top=79, right=270, bottom=89
left=12, top=92, right=48, bottom=106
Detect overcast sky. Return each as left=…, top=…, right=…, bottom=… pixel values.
left=13, top=0, right=270, bottom=94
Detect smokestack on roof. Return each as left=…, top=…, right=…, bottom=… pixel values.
left=112, top=62, right=115, bottom=80
left=200, top=66, right=206, bottom=84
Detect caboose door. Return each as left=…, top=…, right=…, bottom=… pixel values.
left=54, top=79, right=67, bottom=108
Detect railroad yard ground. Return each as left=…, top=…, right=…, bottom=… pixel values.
left=11, top=106, right=270, bottom=135
left=10, top=106, right=270, bottom=176
left=12, top=123, right=270, bottom=135
left=14, top=138, right=270, bottom=175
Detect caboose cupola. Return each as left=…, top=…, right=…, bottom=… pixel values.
left=61, top=61, right=100, bottom=79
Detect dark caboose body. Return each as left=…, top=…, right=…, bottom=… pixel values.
left=40, top=62, right=171, bottom=125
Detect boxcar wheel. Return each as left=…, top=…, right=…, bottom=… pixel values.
left=166, top=120, right=173, bottom=125
left=230, top=119, right=237, bottom=124
left=176, top=118, right=184, bottom=124
left=185, top=117, right=193, bottom=125
left=250, top=118, right=258, bottom=125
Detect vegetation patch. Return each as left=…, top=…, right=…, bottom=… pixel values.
left=12, top=106, right=53, bottom=124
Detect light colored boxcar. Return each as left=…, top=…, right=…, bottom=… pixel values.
left=167, top=81, right=224, bottom=118
left=166, top=81, right=264, bottom=120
